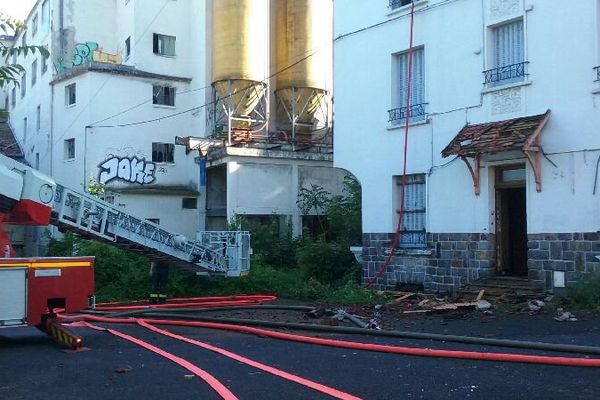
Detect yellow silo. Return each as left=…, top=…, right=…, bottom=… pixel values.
left=212, top=0, right=268, bottom=133
left=275, top=0, right=332, bottom=133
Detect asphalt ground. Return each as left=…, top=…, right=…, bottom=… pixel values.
left=1, top=311, right=600, bottom=400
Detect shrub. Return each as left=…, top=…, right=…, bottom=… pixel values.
left=566, top=273, right=600, bottom=311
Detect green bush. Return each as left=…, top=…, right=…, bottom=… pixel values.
left=297, top=235, right=358, bottom=285
left=566, top=273, right=600, bottom=311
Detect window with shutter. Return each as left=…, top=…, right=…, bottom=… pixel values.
left=389, top=48, right=426, bottom=124
left=484, top=19, right=526, bottom=86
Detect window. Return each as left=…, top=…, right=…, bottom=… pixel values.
left=182, top=198, right=197, bottom=209
left=65, top=83, right=76, bottom=105
left=153, top=85, right=175, bottom=106
left=389, top=47, right=425, bottom=124
left=125, top=36, right=131, bottom=58
left=152, top=143, right=175, bottom=163
left=42, top=49, right=48, bottom=74
left=390, top=0, right=413, bottom=9
left=31, top=60, right=38, bottom=86
left=153, top=33, right=176, bottom=56
left=35, top=153, right=40, bottom=170
left=485, top=20, right=525, bottom=86
left=32, top=13, right=38, bottom=36
left=36, top=105, right=41, bottom=131
left=23, top=118, right=27, bottom=143
left=21, top=74, right=26, bottom=98
left=393, top=174, right=426, bottom=248
left=64, top=138, right=75, bottom=159
left=11, top=88, right=16, bottom=108
left=41, top=0, right=50, bottom=31
left=146, top=218, right=160, bottom=225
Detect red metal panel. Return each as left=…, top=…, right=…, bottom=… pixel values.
left=7, top=199, right=52, bottom=226
left=26, top=260, right=94, bottom=326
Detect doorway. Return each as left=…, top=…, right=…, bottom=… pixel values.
left=495, top=166, right=527, bottom=276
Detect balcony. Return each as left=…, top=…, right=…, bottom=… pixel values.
left=388, top=103, right=427, bottom=125
left=483, top=62, right=529, bottom=87
left=595, top=66, right=600, bottom=82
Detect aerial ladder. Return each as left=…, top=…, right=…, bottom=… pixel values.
left=0, top=152, right=250, bottom=345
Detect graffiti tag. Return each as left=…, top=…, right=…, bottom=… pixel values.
left=98, top=156, right=156, bottom=185
left=72, top=42, right=98, bottom=66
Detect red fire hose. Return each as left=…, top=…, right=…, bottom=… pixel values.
left=62, top=313, right=600, bottom=368
left=366, top=1, right=416, bottom=288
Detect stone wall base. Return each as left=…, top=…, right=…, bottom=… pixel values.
left=362, top=233, right=495, bottom=292
left=362, top=232, right=600, bottom=292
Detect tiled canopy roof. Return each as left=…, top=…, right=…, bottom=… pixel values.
left=0, top=117, right=24, bottom=159
left=441, top=110, right=551, bottom=158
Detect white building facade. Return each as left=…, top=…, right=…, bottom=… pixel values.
left=334, top=0, right=600, bottom=292
left=6, top=0, right=346, bottom=245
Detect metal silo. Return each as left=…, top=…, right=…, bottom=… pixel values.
left=275, top=0, right=332, bottom=144
left=211, top=0, right=268, bottom=142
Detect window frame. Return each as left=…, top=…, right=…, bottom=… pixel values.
left=389, top=47, right=426, bottom=125
left=31, top=59, right=38, bottom=87
left=182, top=198, right=197, bottom=209
left=64, top=138, right=75, bottom=160
left=65, top=83, right=77, bottom=106
left=152, top=142, right=175, bottom=163
left=153, top=33, right=176, bottom=57
left=152, top=85, right=176, bottom=107
left=125, top=36, right=131, bottom=58
left=31, top=13, right=39, bottom=36
left=393, top=174, right=427, bottom=249
left=484, top=19, right=527, bottom=87
left=21, top=74, right=27, bottom=98
left=36, top=105, right=41, bottom=131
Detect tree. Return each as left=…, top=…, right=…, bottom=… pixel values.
left=0, top=14, right=49, bottom=88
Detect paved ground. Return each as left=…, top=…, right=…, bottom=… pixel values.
left=1, top=309, right=600, bottom=400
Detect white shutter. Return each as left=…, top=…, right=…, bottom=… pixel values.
left=396, top=48, right=425, bottom=122
left=494, top=20, right=524, bottom=67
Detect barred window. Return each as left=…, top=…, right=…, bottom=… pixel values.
left=152, top=142, right=174, bottom=163
left=394, top=174, right=426, bottom=248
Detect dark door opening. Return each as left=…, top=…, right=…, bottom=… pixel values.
left=495, top=166, right=527, bottom=276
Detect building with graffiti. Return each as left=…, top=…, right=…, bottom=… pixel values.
left=4, top=0, right=346, bottom=243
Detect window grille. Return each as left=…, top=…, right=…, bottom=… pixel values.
left=390, top=48, right=425, bottom=124
left=394, top=174, right=426, bottom=248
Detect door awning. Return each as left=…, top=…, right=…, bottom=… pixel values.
left=441, top=110, right=551, bottom=195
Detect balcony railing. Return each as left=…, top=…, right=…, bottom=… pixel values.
left=483, top=62, right=528, bottom=87
left=388, top=103, right=427, bottom=124
left=389, top=0, right=412, bottom=9
left=595, top=66, right=600, bottom=82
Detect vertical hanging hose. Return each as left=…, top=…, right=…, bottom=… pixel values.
left=366, top=1, right=416, bottom=288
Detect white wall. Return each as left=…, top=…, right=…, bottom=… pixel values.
left=224, top=155, right=350, bottom=235
left=334, top=0, right=600, bottom=235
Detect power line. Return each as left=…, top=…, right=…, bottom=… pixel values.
left=334, top=0, right=462, bottom=41
left=91, top=45, right=326, bottom=129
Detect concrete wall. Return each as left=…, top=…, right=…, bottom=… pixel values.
left=218, top=151, right=350, bottom=235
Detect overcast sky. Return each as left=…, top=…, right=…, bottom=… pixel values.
left=0, top=0, right=37, bottom=21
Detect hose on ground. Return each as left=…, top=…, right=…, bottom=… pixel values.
left=103, top=310, right=600, bottom=356
left=61, top=313, right=600, bottom=368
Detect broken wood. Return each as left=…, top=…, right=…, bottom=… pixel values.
left=476, top=289, right=485, bottom=301
left=391, top=292, right=416, bottom=302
